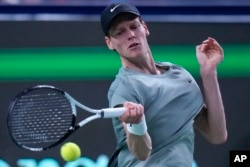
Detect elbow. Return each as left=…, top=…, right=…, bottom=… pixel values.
left=208, top=130, right=228, bottom=145
left=215, top=132, right=228, bottom=144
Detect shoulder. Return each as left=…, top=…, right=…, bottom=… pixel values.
left=107, top=68, right=135, bottom=101
left=109, top=68, right=133, bottom=90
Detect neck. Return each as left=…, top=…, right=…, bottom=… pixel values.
left=121, top=51, right=159, bottom=75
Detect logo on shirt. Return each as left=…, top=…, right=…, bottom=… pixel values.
left=187, top=78, right=192, bottom=83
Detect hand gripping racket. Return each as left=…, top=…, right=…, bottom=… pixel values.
left=7, top=85, right=125, bottom=151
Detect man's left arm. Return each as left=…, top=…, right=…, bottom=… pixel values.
left=194, top=37, right=228, bottom=144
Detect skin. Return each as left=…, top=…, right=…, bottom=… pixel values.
left=105, top=13, right=227, bottom=160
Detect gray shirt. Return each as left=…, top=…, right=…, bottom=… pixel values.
left=108, top=62, right=204, bottom=167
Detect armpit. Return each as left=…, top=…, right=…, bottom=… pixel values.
left=194, top=105, right=207, bottom=123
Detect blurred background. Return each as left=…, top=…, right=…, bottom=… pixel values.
left=0, top=0, right=250, bottom=167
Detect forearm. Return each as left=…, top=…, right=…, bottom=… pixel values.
left=200, top=67, right=227, bottom=144
left=123, top=116, right=152, bottom=160
left=126, top=129, right=152, bottom=160
left=119, top=102, right=152, bottom=160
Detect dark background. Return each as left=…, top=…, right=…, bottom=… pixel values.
left=0, top=2, right=250, bottom=167
left=0, top=21, right=250, bottom=48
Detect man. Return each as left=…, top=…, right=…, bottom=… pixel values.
left=101, top=3, right=227, bottom=167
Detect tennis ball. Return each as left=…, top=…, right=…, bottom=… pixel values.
left=60, top=142, right=81, bottom=162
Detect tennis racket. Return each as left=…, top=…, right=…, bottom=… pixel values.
left=7, top=85, right=126, bottom=151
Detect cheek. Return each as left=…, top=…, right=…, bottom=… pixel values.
left=108, top=39, right=124, bottom=51
left=115, top=44, right=126, bottom=53
left=114, top=39, right=127, bottom=50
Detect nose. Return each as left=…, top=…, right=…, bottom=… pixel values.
left=127, top=29, right=135, bottom=40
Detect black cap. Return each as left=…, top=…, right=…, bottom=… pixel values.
left=101, top=3, right=140, bottom=35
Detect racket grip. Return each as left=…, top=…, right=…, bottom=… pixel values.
left=101, top=107, right=126, bottom=118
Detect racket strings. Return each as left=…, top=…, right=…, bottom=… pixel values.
left=9, top=89, right=73, bottom=148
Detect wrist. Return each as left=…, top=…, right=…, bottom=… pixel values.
left=200, top=65, right=218, bottom=78
left=126, top=115, right=147, bottom=136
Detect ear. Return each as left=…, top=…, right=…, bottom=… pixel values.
left=105, top=36, right=115, bottom=50
left=142, top=21, right=150, bottom=36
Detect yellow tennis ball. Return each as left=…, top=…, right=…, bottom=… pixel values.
left=60, top=142, right=81, bottom=162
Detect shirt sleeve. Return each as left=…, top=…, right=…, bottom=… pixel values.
left=108, top=76, right=140, bottom=108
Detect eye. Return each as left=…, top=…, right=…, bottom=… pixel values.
left=131, top=26, right=137, bottom=30
left=116, top=30, right=124, bottom=36
left=131, top=22, right=140, bottom=30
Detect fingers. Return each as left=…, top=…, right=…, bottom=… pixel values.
left=202, top=37, right=220, bottom=48
left=196, top=37, right=224, bottom=66
left=196, top=45, right=204, bottom=59
left=197, top=37, right=221, bottom=53
left=202, top=37, right=214, bottom=44
left=119, top=102, right=144, bottom=124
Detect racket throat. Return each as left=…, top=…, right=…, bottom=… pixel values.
left=69, top=125, right=80, bottom=132
left=100, top=111, right=105, bottom=118
left=78, top=114, right=101, bottom=127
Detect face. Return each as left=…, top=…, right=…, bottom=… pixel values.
left=105, top=14, right=150, bottom=62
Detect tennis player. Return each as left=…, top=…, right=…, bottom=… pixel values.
left=101, top=3, right=227, bottom=167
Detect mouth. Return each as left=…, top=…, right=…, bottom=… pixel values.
left=128, top=43, right=140, bottom=49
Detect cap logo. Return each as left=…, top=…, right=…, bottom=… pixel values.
left=110, top=4, right=121, bottom=12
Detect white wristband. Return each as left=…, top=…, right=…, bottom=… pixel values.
left=126, top=116, right=147, bottom=136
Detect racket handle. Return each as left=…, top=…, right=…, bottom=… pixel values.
left=101, top=107, right=126, bottom=118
